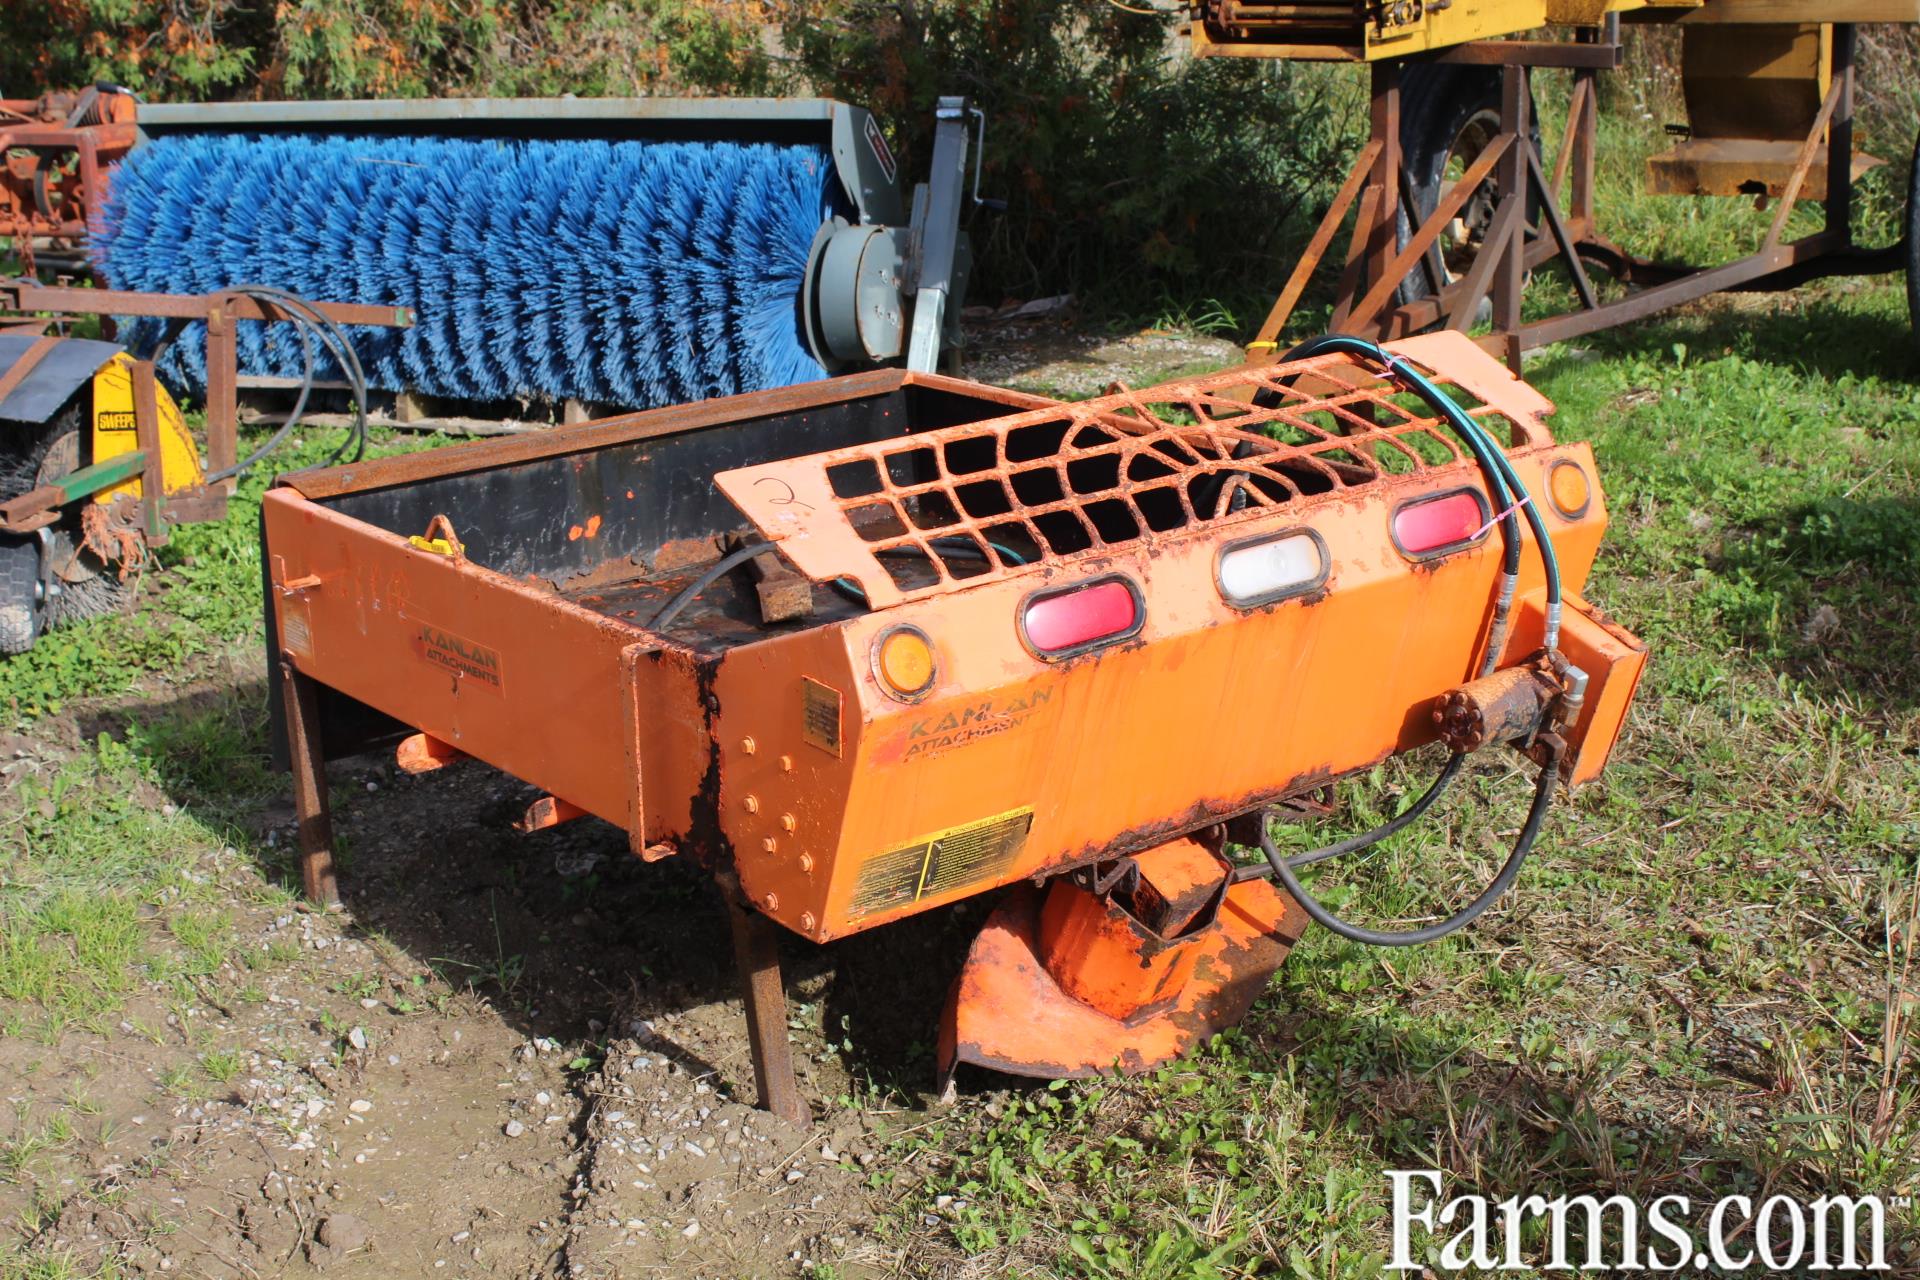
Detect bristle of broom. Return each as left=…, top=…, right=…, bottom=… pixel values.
left=92, top=134, right=840, bottom=410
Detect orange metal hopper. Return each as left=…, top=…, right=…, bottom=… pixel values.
left=259, top=336, right=1645, bottom=1119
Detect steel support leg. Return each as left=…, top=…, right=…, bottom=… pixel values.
left=726, top=895, right=808, bottom=1126
left=1827, top=24, right=1857, bottom=247
left=278, top=658, right=338, bottom=906
left=1494, top=64, right=1530, bottom=373
left=1364, top=61, right=1402, bottom=314
left=205, top=305, right=238, bottom=482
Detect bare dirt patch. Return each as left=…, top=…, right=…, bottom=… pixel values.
left=5, top=664, right=951, bottom=1278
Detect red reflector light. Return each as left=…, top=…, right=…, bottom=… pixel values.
left=1021, top=578, right=1143, bottom=657
left=1392, top=489, right=1490, bottom=558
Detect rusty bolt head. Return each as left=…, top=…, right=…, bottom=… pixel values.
left=761, top=892, right=779, bottom=911
left=781, top=813, right=797, bottom=833
left=762, top=836, right=778, bottom=853
left=800, top=912, right=816, bottom=932
left=778, top=754, right=793, bottom=772
left=1433, top=689, right=1486, bottom=753
left=799, top=853, right=815, bottom=874
left=740, top=736, right=756, bottom=755
left=743, top=794, right=760, bottom=814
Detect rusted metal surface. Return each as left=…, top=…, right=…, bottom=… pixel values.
left=1432, top=664, right=1557, bottom=753
left=0, top=282, right=412, bottom=330
left=726, top=895, right=808, bottom=1126
left=262, top=490, right=655, bottom=829
left=1037, top=838, right=1228, bottom=1022
left=1504, top=591, right=1648, bottom=788
left=1346, top=130, right=1514, bottom=326
left=275, top=370, right=1051, bottom=503
left=1251, top=138, right=1382, bottom=362
left=0, top=484, right=64, bottom=534
left=1235, top=21, right=1895, bottom=369
left=938, top=871, right=1309, bottom=1082
left=260, top=342, right=1637, bottom=953
left=718, top=332, right=1550, bottom=609
left=750, top=549, right=814, bottom=623
left=0, top=282, right=411, bottom=496
left=278, top=658, right=339, bottom=907
left=130, top=359, right=166, bottom=546
left=0, top=89, right=137, bottom=273
left=262, top=354, right=1646, bottom=1113
left=0, top=285, right=407, bottom=550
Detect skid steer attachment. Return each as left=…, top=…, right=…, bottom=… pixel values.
left=259, top=331, right=1645, bottom=1117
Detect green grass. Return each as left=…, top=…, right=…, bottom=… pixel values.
left=0, top=425, right=436, bottom=1026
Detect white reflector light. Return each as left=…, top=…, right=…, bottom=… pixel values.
left=1216, top=530, right=1328, bottom=609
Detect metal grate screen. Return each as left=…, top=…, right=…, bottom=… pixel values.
left=717, top=332, right=1553, bottom=607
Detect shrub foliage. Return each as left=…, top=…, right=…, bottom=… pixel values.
left=3, top=0, right=1351, bottom=314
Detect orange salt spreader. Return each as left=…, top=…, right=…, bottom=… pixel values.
left=262, top=332, right=1645, bottom=1123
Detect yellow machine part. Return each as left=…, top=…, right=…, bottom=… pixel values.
left=1191, top=0, right=1703, bottom=62
left=1189, top=0, right=1920, bottom=62
left=1363, top=1, right=1694, bottom=59
left=88, top=353, right=203, bottom=501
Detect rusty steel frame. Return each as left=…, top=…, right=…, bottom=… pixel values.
left=279, top=657, right=340, bottom=906
left=0, top=89, right=137, bottom=275
left=1252, top=22, right=1896, bottom=372
left=266, top=368, right=1053, bottom=1122
left=0, top=281, right=412, bottom=538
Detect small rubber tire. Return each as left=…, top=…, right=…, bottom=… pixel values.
left=0, top=534, right=44, bottom=654
left=0, top=395, right=130, bottom=647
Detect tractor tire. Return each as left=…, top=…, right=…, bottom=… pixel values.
left=1394, top=64, right=1542, bottom=313
left=0, top=395, right=131, bottom=649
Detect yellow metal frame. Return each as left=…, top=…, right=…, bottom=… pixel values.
left=1191, top=0, right=1917, bottom=63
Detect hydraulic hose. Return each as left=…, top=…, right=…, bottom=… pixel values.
left=204, top=319, right=315, bottom=483
left=1231, top=751, right=1468, bottom=882
left=1231, top=334, right=1565, bottom=946
left=649, top=541, right=777, bottom=632
left=201, top=284, right=373, bottom=482
left=1260, top=740, right=1561, bottom=948
left=236, top=284, right=373, bottom=468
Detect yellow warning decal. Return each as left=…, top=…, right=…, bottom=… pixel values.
left=848, top=806, right=1034, bottom=919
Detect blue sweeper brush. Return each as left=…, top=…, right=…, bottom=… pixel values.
left=90, top=97, right=976, bottom=413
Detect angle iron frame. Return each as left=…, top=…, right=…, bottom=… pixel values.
left=1249, top=21, right=1897, bottom=372
left=0, top=282, right=412, bottom=540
